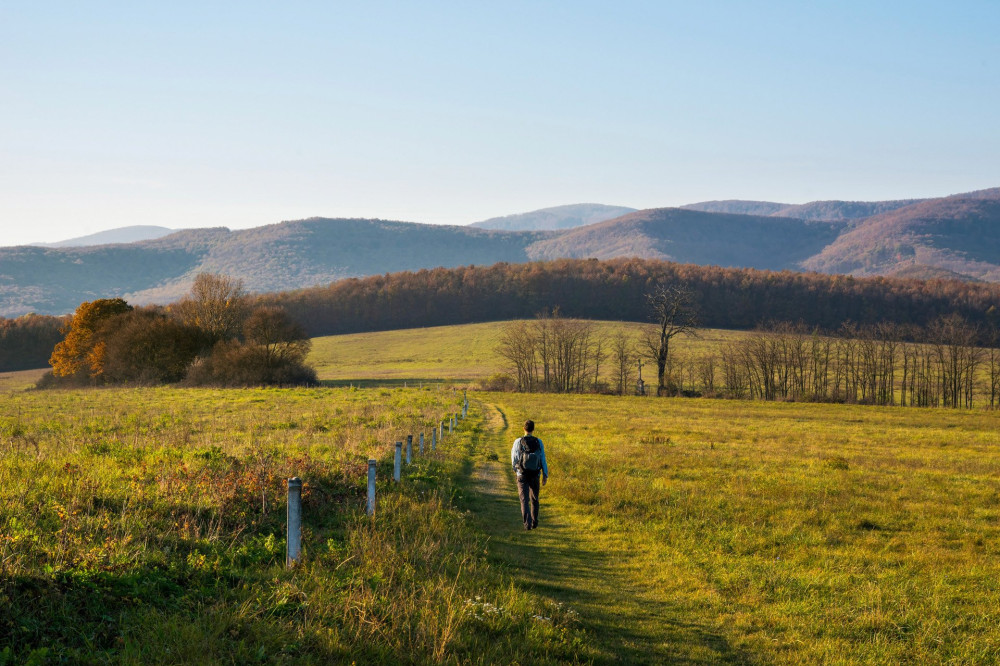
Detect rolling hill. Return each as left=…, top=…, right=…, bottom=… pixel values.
left=0, top=219, right=548, bottom=316
left=801, top=188, right=1000, bottom=280
left=525, top=208, right=842, bottom=270
left=31, top=225, right=177, bottom=248
left=3, top=187, right=1000, bottom=317
left=682, top=198, right=927, bottom=221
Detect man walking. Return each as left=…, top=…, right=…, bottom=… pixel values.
left=511, top=420, right=548, bottom=530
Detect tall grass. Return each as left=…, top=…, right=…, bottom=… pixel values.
left=0, top=387, right=587, bottom=664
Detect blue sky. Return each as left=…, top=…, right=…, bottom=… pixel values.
left=1, top=1, right=998, bottom=245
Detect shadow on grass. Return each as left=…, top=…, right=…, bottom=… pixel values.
left=456, top=405, right=762, bottom=666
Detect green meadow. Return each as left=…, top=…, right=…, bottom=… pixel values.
left=4, top=322, right=1000, bottom=663
left=470, top=393, right=1000, bottom=664
left=308, top=320, right=741, bottom=384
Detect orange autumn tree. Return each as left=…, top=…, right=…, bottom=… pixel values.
left=49, top=298, right=133, bottom=378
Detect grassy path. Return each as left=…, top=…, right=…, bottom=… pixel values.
left=459, top=401, right=751, bottom=665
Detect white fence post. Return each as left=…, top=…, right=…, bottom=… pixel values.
left=406, top=435, right=413, bottom=464
left=367, top=460, right=376, bottom=516
left=286, top=477, right=302, bottom=568
left=394, top=441, right=402, bottom=482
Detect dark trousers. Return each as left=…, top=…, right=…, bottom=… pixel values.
left=517, top=473, right=541, bottom=528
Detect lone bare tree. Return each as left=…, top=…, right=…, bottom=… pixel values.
left=643, top=284, right=698, bottom=396
left=174, top=273, right=249, bottom=341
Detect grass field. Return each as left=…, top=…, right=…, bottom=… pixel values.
left=468, top=393, right=1000, bottom=664
left=0, top=388, right=587, bottom=664
left=6, top=322, right=1000, bottom=663
left=0, top=368, right=48, bottom=392
left=308, top=320, right=740, bottom=384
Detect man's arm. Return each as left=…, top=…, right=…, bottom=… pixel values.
left=510, top=438, right=521, bottom=473
left=538, top=439, right=549, bottom=482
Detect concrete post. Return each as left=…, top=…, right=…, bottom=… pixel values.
left=440, top=421, right=444, bottom=441
left=406, top=435, right=413, bottom=464
left=449, top=415, right=454, bottom=433
left=419, top=431, right=424, bottom=455
left=367, top=460, right=376, bottom=516
left=286, top=477, right=302, bottom=567
left=394, top=442, right=402, bottom=482
left=432, top=428, right=437, bottom=451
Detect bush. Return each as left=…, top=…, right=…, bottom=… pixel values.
left=480, top=373, right=516, bottom=392
left=184, top=341, right=317, bottom=387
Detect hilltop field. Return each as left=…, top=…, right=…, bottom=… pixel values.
left=308, top=320, right=738, bottom=384
left=3, top=322, right=1000, bottom=663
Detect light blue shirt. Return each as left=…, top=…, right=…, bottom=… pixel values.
left=511, top=435, right=548, bottom=478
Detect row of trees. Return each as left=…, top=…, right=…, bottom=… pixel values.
left=496, top=314, right=611, bottom=393
left=708, top=316, right=992, bottom=408
left=44, top=274, right=316, bottom=387
left=497, top=313, right=1000, bottom=409
left=270, top=257, right=1000, bottom=338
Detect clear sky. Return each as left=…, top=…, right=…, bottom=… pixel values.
left=1, top=1, right=998, bottom=246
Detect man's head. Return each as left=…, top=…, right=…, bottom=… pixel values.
left=524, top=420, right=534, bottom=433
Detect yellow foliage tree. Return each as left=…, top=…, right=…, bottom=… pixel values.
left=49, top=298, right=132, bottom=377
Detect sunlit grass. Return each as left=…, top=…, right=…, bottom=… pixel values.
left=478, top=392, right=1000, bottom=664
left=308, top=320, right=745, bottom=383
left=0, top=387, right=588, bottom=664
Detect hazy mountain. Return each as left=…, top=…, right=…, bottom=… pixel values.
left=801, top=188, right=1000, bottom=280
left=526, top=208, right=842, bottom=270
left=0, top=219, right=547, bottom=316
left=3, top=188, right=1000, bottom=317
left=679, top=200, right=790, bottom=217
left=682, top=198, right=926, bottom=222
left=30, top=225, right=176, bottom=248
left=469, top=203, right=636, bottom=231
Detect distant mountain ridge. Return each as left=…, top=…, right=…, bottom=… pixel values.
left=30, top=225, right=176, bottom=248
left=3, top=188, right=1000, bottom=317
left=525, top=208, right=841, bottom=270
left=801, top=188, right=1000, bottom=280
left=681, top=198, right=927, bottom=221
left=469, top=203, right=636, bottom=230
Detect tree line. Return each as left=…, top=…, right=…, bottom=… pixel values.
left=0, top=314, right=66, bottom=371
left=9, top=257, right=1000, bottom=374
left=270, top=258, right=1000, bottom=338
left=494, top=310, right=1000, bottom=410
left=706, top=316, right=995, bottom=408
left=41, top=274, right=316, bottom=388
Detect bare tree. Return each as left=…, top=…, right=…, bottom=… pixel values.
left=611, top=329, right=635, bottom=395
left=174, top=273, right=249, bottom=341
left=643, top=284, right=698, bottom=396
left=496, top=320, right=537, bottom=391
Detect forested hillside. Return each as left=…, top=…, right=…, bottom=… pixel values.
left=525, top=208, right=841, bottom=269
left=268, top=258, right=1000, bottom=338
left=4, top=187, right=1000, bottom=317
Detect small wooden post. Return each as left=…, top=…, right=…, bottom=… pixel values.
left=406, top=435, right=413, bottom=464
left=286, top=477, right=302, bottom=568
left=419, top=431, right=425, bottom=455
left=366, top=460, right=376, bottom=516
left=394, top=442, right=402, bottom=482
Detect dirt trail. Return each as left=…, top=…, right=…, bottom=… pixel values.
left=461, top=401, right=745, bottom=665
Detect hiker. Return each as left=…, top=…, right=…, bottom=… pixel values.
left=511, top=419, right=548, bottom=530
